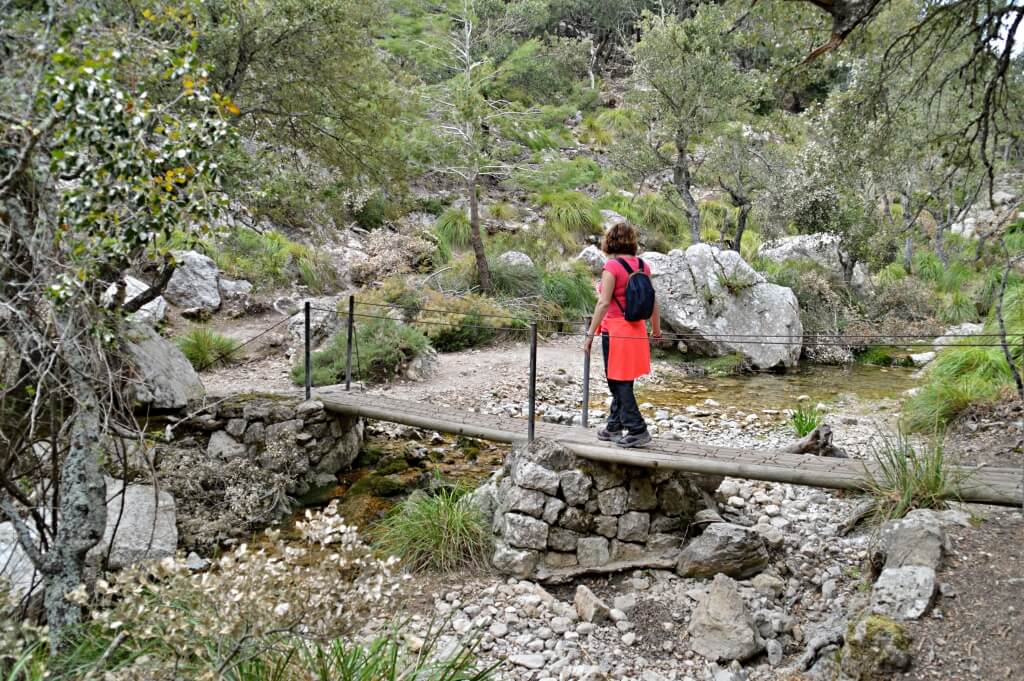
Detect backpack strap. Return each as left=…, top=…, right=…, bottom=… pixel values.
left=615, top=257, right=634, bottom=275
left=612, top=257, right=632, bottom=314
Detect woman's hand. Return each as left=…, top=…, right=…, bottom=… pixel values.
left=583, top=333, right=593, bottom=355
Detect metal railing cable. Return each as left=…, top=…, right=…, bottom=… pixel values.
left=310, top=300, right=1023, bottom=343
left=303, top=294, right=1024, bottom=445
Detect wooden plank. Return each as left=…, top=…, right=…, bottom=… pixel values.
left=316, top=389, right=1023, bottom=506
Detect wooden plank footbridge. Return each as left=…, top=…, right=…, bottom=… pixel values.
left=301, top=299, right=1024, bottom=507
left=315, top=390, right=1023, bottom=507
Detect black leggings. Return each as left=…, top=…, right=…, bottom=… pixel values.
left=602, top=332, right=647, bottom=435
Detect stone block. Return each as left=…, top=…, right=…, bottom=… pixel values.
left=590, top=465, right=626, bottom=491
left=574, top=585, right=610, bottom=623
left=611, top=540, right=647, bottom=562
left=687, top=574, right=762, bottom=662
left=647, top=533, right=683, bottom=552
left=628, top=479, right=658, bottom=511
left=513, top=460, right=560, bottom=495
left=225, top=418, right=247, bottom=438
left=870, top=566, right=936, bottom=620
left=504, top=513, right=549, bottom=551
left=265, top=419, right=303, bottom=442
left=243, top=421, right=266, bottom=445
left=594, top=515, right=618, bottom=538
left=598, top=486, right=628, bottom=515
left=507, top=486, right=547, bottom=518
left=548, top=527, right=581, bottom=552
left=492, top=542, right=539, bottom=578
left=676, top=523, right=769, bottom=579
left=545, top=552, right=579, bottom=569
left=208, top=431, right=245, bottom=460
left=559, top=507, right=594, bottom=533
left=577, top=537, right=610, bottom=567
left=543, top=496, right=566, bottom=524
left=617, top=511, right=650, bottom=542
left=658, top=479, right=696, bottom=516
left=560, top=470, right=593, bottom=506
left=651, top=514, right=683, bottom=533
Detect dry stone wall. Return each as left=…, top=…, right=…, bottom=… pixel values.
left=474, top=439, right=722, bottom=582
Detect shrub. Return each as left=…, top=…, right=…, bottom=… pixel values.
left=211, top=227, right=339, bottom=292
left=177, top=328, right=242, bottom=370
left=515, top=157, right=602, bottom=193
left=876, top=262, right=907, bottom=288
left=373, top=484, right=492, bottom=573
left=868, top=276, right=937, bottom=322
left=488, top=38, right=588, bottom=105
left=937, top=290, right=977, bottom=324
left=911, top=251, right=944, bottom=282
left=488, top=260, right=543, bottom=299
left=863, top=430, right=961, bottom=522
left=856, top=346, right=914, bottom=367
left=353, top=192, right=392, bottom=230
left=790, top=403, right=823, bottom=437
left=295, top=317, right=430, bottom=386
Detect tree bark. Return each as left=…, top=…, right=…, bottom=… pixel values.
left=902, top=234, right=914, bottom=272
left=468, top=175, right=491, bottom=293
left=672, top=131, right=700, bottom=244
left=729, top=204, right=749, bottom=253
left=43, top=324, right=107, bottom=650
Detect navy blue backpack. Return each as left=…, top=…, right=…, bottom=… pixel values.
left=614, top=257, right=656, bottom=322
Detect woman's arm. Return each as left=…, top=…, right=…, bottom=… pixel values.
left=651, top=297, right=661, bottom=338
left=583, top=270, right=616, bottom=354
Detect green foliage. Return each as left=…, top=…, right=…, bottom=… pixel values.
left=373, top=484, right=492, bottom=573
left=856, top=347, right=914, bottom=368
left=863, top=430, right=960, bottom=522
left=910, top=251, right=944, bottom=282
left=790, top=403, right=823, bottom=437
left=488, top=201, right=518, bottom=221
left=703, top=353, right=749, bottom=376
left=177, top=328, right=243, bottom=370
left=295, top=317, right=429, bottom=385
left=699, top=199, right=736, bottom=242
left=488, top=261, right=543, bottom=300
left=353, top=192, right=393, bottom=230
left=764, top=260, right=854, bottom=336
left=515, top=157, right=602, bottom=193
left=488, top=38, right=589, bottom=105
left=539, top=191, right=601, bottom=240
left=540, top=265, right=597, bottom=317
left=876, top=263, right=907, bottom=288
left=937, top=290, right=977, bottom=324
left=716, top=268, right=757, bottom=295
left=212, top=227, right=339, bottom=292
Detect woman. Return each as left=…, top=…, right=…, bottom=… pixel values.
left=583, top=222, right=661, bottom=448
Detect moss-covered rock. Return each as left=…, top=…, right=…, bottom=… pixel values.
left=839, top=613, right=912, bottom=680
left=347, top=474, right=410, bottom=498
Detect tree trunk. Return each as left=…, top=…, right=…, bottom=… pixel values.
left=902, top=234, right=914, bottom=272
left=934, top=221, right=949, bottom=267
left=468, top=175, right=491, bottom=293
left=729, top=204, right=750, bottom=253
left=672, top=132, right=700, bottom=244
left=43, top=330, right=107, bottom=651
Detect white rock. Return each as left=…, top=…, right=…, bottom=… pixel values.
left=870, top=566, right=936, bottom=620
left=165, top=250, right=220, bottom=311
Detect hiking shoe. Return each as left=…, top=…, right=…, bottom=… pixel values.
left=597, top=428, right=622, bottom=443
left=616, top=431, right=652, bottom=448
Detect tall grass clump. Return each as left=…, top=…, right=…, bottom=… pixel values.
left=541, top=265, right=597, bottom=317
left=863, top=430, right=962, bottom=522
left=373, top=484, right=492, bottom=573
left=177, top=328, right=242, bottom=370
left=212, top=227, right=337, bottom=291
left=539, top=191, right=601, bottom=240
left=294, top=317, right=429, bottom=386
left=790, top=402, right=823, bottom=437
left=434, top=208, right=471, bottom=251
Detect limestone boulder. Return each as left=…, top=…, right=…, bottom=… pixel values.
left=871, top=509, right=949, bottom=573
left=757, top=233, right=871, bottom=295
left=123, top=324, right=204, bottom=409
left=933, top=323, right=984, bottom=351
left=165, top=250, right=221, bottom=311
left=0, top=522, right=40, bottom=602
left=600, top=210, right=628, bottom=231
left=675, top=522, right=769, bottom=579
left=839, top=613, right=912, bottom=680
left=870, top=566, right=936, bottom=620
left=104, top=275, right=168, bottom=326
left=88, top=478, right=178, bottom=569
left=648, top=244, right=803, bottom=369
left=496, top=251, right=535, bottom=270
left=575, top=245, right=607, bottom=275
left=688, top=574, right=763, bottom=662
left=287, top=296, right=342, bottom=349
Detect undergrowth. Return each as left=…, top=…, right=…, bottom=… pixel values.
left=863, top=430, right=962, bottom=522
left=295, top=317, right=430, bottom=385
left=790, top=402, right=823, bottom=437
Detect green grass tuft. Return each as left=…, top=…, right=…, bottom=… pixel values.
left=539, top=191, right=601, bottom=240
left=434, top=208, right=472, bottom=251
left=790, top=402, right=823, bottom=437
left=863, top=430, right=961, bottom=522
left=294, top=317, right=429, bottom=386
left=177, top=328, right=243, bottom=370
left=373, top=483, right=491, bottom=573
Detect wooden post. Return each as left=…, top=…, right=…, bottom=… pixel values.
left=345, top=295, right=355, bottom=391
left=303, top=301, right=312, bottom=401
left=582, top=316, right=591, bottom=428
left=528, top=322, right=537, bottom=442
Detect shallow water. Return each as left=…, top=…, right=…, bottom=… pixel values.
left=637, top=363, right=920, bottom=412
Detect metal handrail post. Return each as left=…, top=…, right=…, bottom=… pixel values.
left=304, top=301, right=312, bottom=401
left=528, top=322, right=537, bottom=442
left=345, top=295, right=355, bottom=391
left=582, top=316, right=591, bottom=428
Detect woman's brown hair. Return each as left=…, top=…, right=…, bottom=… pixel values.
left=601, top=222, right=639, bottom=256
